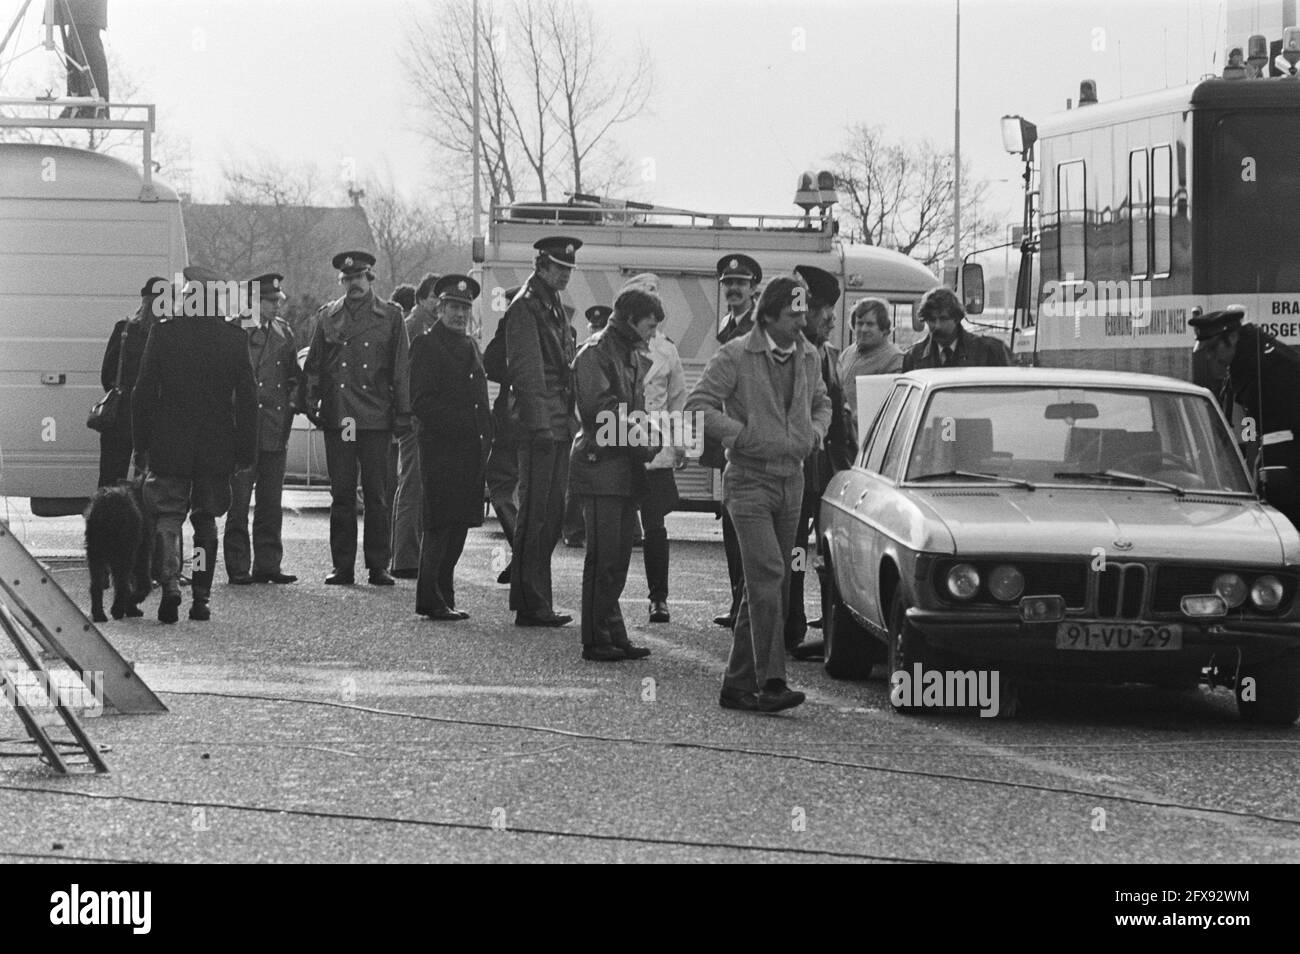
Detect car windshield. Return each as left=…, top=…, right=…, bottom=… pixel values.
left=903, top=386, right=1252, bottom=494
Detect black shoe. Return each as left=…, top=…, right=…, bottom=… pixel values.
left=515, top=612, right=573, bottom=627
left=325, top=571, right=354, bottom=585
left=808, top=617, right=823, bottom=630
left=496, top=563, right=512, bottom=585
left=188, top=601, right=211, bottom=622
left=421, top=608, right=465, bottom=621
left=252, top=572, right=298, bottom=584
left=713, top=613, right=735, bottom=628
left=758, top=680, right=806, bottom=713
left=389, top=568, right=419, bottom=579
left=368, top=570, right=396, bottom=586
left=649, top=600, right=670, bottom=624
left=614, top=643, right=651, bottom=659
left=582, top=644, right=627, bottom=661
left=719, top=687, right=759, bottom=711
left=790, top=639, right=825, bottom=661
left=158, top=592, right=181, bottom=624
left=228, top=574, right=255, bottom=585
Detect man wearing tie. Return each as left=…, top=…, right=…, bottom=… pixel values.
left=902, top=287, right=1008, bottom=371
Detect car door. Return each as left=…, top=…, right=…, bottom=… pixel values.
left=840, top=383, right=912, bottom=618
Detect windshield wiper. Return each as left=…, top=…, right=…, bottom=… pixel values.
left=1052, top=470, right=1186, bottom=496
left=911, top=470, right=1036, bottom=490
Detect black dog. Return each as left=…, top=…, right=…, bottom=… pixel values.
left=85, top=480, right=153, bottom=622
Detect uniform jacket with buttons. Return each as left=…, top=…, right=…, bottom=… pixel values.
left=700, top=304, right=757, bottom=469
left=569, top=318, right=654, bottom=498
left=686, top=328, right=832, bottom=479
left=244, top=316, right=299, bottom=452
left=504, top=275, right=575, bottom=441
left=410, top=321, right=493, bottom=528
left=902, top=324, right=1009, bottom=371
left=132, top=314, right=257, bottom=477
left=303, top=292, right=411, bottom=431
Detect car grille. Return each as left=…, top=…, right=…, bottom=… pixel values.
left=1094, top=563, right=1146, bottom=618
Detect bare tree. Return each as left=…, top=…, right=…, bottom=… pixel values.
left=402, top=0, right=652, bottom=215
left=833, top=122, right=999, bottom=269
left=362, top=178, right=462, bottom=288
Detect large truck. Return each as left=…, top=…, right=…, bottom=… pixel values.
left=0, top=99, right=187, bottom=515
left=994, top=37, right=1300, bottom=380
left=473, top=194, right=940, bottom=510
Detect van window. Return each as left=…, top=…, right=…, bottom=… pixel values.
left=1152, top=144, right=1172, bottom=276
left=1058, top=159, right=1087, bottom=280
left=1128, top=149, right=1148, bottom=277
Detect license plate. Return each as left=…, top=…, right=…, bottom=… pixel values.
left=1055, top=621, right=1183, bottom=651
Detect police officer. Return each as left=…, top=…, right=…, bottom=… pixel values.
left=506, top=236, right=581, bottom=626
left=304, top=250, right=412, bottom=585
left=410, top=274, right=493, bottom=620
left=1192, top=307, right=1300, bottom=527
left=789, top=264, right=857, bottom=657
left=391, top=273, right=442, bottom=578
left=223, top=273, right=300, bottom=585
left=133, top=265, right=257, bottom=623
left=705, top=253, right=762, bottom=628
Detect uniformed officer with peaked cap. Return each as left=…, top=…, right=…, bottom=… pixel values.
left=707, top=251, right=764, bottom=628
left=409, top=272, right=492, bottom=620
left=223, top=272, right=300, bottom=586
left=1193, top=305, right=1300, bottom=528
left=304, top=249, right=412, bottom=585
left=505, top=236, right=582, bottom=625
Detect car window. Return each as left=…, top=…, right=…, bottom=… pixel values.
left=904, top=385, right=1252, bottom=493
left=861, top=384, right=910, bottom=473
left=880, top=387, right=921, bottom=480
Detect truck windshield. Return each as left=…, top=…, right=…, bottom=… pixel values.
left=1205, top=112, right=1300, bottom=294
left=905, top=386, right=1252, bottom=494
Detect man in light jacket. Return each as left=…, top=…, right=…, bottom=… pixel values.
left=686, top=277, right=832, bottom=714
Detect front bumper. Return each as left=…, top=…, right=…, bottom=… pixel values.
left=908, top=607, right=1300, bottom=677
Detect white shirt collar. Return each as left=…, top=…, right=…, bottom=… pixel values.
left=765, top=330, right=797, bottom=356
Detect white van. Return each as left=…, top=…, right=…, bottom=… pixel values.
left=0, top=137, right=187, bottom=515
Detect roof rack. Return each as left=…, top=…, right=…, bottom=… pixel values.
left=0, top=96, right=158, bottom=199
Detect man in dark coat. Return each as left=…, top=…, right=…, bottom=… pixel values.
left=98, top=276, right=167, bottom=486
left=410, top=274, right=493, bottom=620
left=569, top=288, right=662, bottom=661
left=787, top=265, right=858, bottom=655
left=223, top=273, right=300, bottom=585
left=1193, top=307, right=1300, bottom=528
left=705, top=253, right=763, bottom=629
left=303, top=250, right=412, bottom=586
left=505, top=236, right=582, bottom=626
left=132, top=266, right=257, bottom=623
left=902, top=286, right=1009, bottom=370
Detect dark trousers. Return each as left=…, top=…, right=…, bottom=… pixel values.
left=143, top=471, right=231, bottom=602
left=391, top=429, right=422, bottom=572
left=98, top=431, right=133, bottom=487
left=486, top=435, right=519, bottom=545
left=581, top=495, right=636, bottom=648
left=722, top=505, right=745, bottom=614
left=223, top=449, right=287, bottom=579
left=324, top=429, right=392, bottom=572
left=786, top=485, right=819, bottom=648
left=641, top=468, right=678, bottom=602
left=562, top=488, right=584, bottom=542
left=416, top=525, right=470, bottom=615
left=510, top=438, right=568, bottom=615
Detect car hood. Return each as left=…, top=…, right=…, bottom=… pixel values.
left=915, top=488, right=1290, bottom=564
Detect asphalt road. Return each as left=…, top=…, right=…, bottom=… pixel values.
left=1, top=491, right=1298, bottom=864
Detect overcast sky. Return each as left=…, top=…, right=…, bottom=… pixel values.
left=1, top=0, right=1280, bottom=229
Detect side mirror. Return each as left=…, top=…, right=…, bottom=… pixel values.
left=962, top=263, right=985, bottom=315
left=1259, top=465, right=1295, bottom=503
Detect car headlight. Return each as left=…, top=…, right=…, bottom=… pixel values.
left=1250, top=575, right=1284, bottom=610
left=946, top=563, right=981, bottom=600
left=1213, top=573, right=1248, bottom=609
left=988, top=565, right=1025, bottom=602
